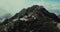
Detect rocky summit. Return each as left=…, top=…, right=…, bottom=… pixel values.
left=0, top=5, right=60, bottom=32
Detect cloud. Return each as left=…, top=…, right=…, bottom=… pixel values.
left=0, top=0, right=28, bottom=15
left=0, top=0, right=60, bottom=15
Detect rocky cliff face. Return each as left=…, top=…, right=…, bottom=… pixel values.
left=0, top=5, right=60, bottom=32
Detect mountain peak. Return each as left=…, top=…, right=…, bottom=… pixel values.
left=0, top=5, right=60, bottom=32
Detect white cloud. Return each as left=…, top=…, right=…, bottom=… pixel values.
left=0, top=0, right=28, bottom=15
left=0, top=0, right=60, bottom=15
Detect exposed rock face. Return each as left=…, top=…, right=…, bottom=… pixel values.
left=0, top=5, right=60, bottom=32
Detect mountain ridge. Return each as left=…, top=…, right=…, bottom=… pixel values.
left=0, top=5, right=60, bottom=32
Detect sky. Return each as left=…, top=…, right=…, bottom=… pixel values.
left=0, top=0, right=60, bottom=16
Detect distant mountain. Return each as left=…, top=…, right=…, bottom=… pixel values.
left=0, top=5, right=60, bottom=32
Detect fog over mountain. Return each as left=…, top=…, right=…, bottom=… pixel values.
left=0, top=9, right=12, bottom=23
left=0, top=13, right=12, bottom=23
